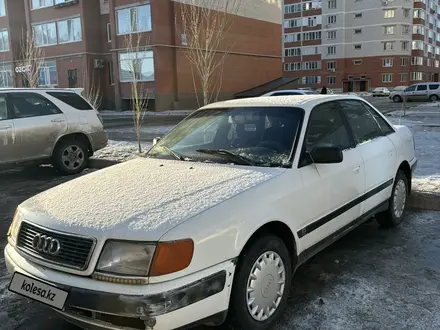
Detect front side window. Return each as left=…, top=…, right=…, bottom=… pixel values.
left=33, top=22, right=57, bottom=46
left=147, top=107, right=304, bottom=168
left=47, top=92, right=93, bottom=110
left=57, top=17, right=82, bottom=43
left=304, top=102, right=352, bottom=154
left=339, top=100, right=383, bottom=144
left=405, top=85, right=416, bottom=92
left=10, top=93, right=61, bottom=119
left=38, top=61, right=58, bottom=86
left=0, top=95, right=7, bottom=120
left=117, top=5, right=151, bottom=35
left=119, top=50, right=154, bottom=82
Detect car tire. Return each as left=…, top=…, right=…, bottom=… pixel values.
left=376, top=170, right=408, bottom=228
left=52, top=138, right=89, bottom=175
left=226, top=235, right=292, bottom=330
left=393, top=95, right=402, bottom=103
left=429, top=95, right=439, bottom=102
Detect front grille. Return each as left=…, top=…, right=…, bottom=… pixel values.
left=17, top=221, right=95, bottom=270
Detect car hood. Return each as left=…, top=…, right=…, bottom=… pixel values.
left=20, top=158, right=282, bottom=241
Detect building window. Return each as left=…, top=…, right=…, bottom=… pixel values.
left=0, top=0, right=5, bottom=17
left=354, top=44, right=362, bottom=50
left=327, top=76, right=336, bottom=85
left=38, top=61, right=58, bottom=86
left=284, top=62, right=302, bottom=72
left=106, top=23, right=111, bottom=42
left=327, top=15, right=337, bottom=24
left=328, top=0, right=336, bottom=9
left=109, top=61, right=114, bottom=84
left=302, top=61, right=321, bottom=70
left=354, top=13, right=362, bottom=18
left=285, top=19, right=301, bottom=28
left=0, top=64, right=12, bottom=87
left=411, top=56, right=423, bottom=66
left=284, top=4, right=301, bottom=14
left=413, top=9, right=425, bottom=19
left=302, top=46, right=320, bottom=55
left=382, top=58, right=393, bottom=67
left=327, top=31, right=336, bottom=39
left=328, top=46, right=336, bottom=54
left=302, top=76, right=321, bottom=85
left=33, top=22, right=57, bottom=46
left=353, top=59, right=362, bottom=65
left=403, top=8, right=410, bottom=18
left=0, top=29, right=8, bottom=51
left=285, top=48, right=301, bottom=57
left=119, top=50, right=154, bottom=82
left=308, top=16, right=318, bottom=27
left=400, top=73, right=407, bottom=82
left=382, top=74, right=392, bottom=83
left=117, top=5, right=152, bottom=35
left=31, top=0, right=53, bottom=10
left=67, top=69, right=77, bottom=88
left=354, top=29, right=362, bottom=34
left=401, top=57, right=407, bottom=66
left=436, top=60, right=440, bottom=68
left=57, top=17, right=82, bottom=43
left=327, top=61, right=336, bottom=70
left=384, top=9, right=395, bottom=18
left=413, top=25, right=425, bottom=35
left=401, top=41, right=409, bottom=51
left=383, top=42, right=393, bottom=51
left=411, top=40, right=424, bottom=50
left=411, top=72, right=423, bottom=81
left=384, top=26, right=394, bottom=35
left=402, top=25, right=410, bottom=34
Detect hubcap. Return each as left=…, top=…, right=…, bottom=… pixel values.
left=393, top=179, right=407, bottom=218
left=246, top=251, right=286, bottom=322
left=61, top=145, right=84, bottom=170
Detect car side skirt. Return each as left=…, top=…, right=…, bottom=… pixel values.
left=297, top=200, right=389, bottom=267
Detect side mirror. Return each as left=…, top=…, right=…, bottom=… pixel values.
left=152, top=137, right=161, bottom=146
left=309, top=147, right=343, bottom=164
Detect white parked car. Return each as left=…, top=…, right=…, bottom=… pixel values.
left=5, top=95, right=417, bottom=330
left=372, top=87, right=391, bottom=97
left=263, top=89, right=318, bottom=96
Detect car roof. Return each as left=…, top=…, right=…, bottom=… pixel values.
left=0, top=88, right=77, bottom=93
left=200, top=95, right=363, bottom=112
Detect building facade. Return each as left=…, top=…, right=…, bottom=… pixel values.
left=0, top=0, right=282, bottom=110
left=282, top=0, right=440, bottom=92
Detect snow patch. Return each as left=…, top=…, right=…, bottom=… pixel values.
left=22, top=158, right=279, bottom=237
left=92, top=140, right=153, bottom=161
left=416, top=102, right=440, bottom=108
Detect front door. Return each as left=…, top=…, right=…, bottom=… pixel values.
left=404, top=85, right=416, bottom=101
left=339, top=100, right=397, bottom=214
left=0, top=94, right=16, bottom=164
left=297, top=101, right=365, bottom=250
left=9, top=92, right=67, bottom=161
left=412, top=84, right=429, bottom=101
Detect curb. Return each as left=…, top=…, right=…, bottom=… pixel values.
left=409, top=190, right=440, bottom=212
left=88, top=159, right=440, bottom=212
left=89, top=158, right=121, bottom=169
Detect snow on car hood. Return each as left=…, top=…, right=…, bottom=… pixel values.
left=20, top=158, right=281, bottom=241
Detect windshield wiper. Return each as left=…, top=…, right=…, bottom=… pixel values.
left=157, top=146, right=185, bottom=161
left=196, top=149, right=255, bottom=166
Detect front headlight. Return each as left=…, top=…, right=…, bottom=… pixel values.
left=7, top=210, right=23, bottom=245
left=96, top=240, right=156, bottom=277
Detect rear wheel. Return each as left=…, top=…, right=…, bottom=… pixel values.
left=52, top=138, right=89, bottom=175
left=227, top=235, right=292, bottom=330
left=429, top=94, right=439, bottom=102
left=376, top=170, right=408, bottom=228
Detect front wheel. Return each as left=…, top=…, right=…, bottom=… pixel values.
left=393, top=95, right=402, bottom=103
left=53, top=139, right=89, bottom=175
left=226, top=235, right=292, bottom=330
left=376, top=170, right=408, bottom=228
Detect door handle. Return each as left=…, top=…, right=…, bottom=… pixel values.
left=51, top=119, right=66, bottom=123
left=353, top=165, right=361, bottom=173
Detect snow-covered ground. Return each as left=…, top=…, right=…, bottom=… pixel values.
left=93, top=140, right=153, bottom=161
left=100, top=110, right=193, bottom=117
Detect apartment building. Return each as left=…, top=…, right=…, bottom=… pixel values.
left=282, top=0, right=440, bottom=92
left=0, top=0, right=282, bottom=110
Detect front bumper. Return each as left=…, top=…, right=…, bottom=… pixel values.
left=5, top=244, right=235, bottom=330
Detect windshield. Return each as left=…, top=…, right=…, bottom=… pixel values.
left=146, top=106, right=304, bottom=167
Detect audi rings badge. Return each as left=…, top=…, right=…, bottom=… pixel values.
left=32, top=234, right=61, bottom=255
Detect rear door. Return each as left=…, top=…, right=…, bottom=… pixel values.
left=10, top=92, right=68, bottom=161
left=339, top=100, right=397, bottom=214
left=428, top=83, right=440, bottom=99
left=0, top=93, right=15, bottom=164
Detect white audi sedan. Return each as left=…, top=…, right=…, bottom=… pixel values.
left=5, top=95, right=417, bottom=330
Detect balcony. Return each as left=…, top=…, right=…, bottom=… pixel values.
left=54, top=0, right=79, bottom=9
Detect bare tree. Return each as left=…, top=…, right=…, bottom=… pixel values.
left=20, top=29, right=45, bottom=88
left=82, top=57, right=103, bottom=109
left=124, top=32, right=151, bottom=153
left=177, top=0, right=246, bottom=106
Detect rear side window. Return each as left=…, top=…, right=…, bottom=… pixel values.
left=47, top=92, right=93, bottom=110
left=361, top=102, right=395, bottom=135
left=429, top=84, right=440, bottom=90
left=416, top=85, right=427, bottom=91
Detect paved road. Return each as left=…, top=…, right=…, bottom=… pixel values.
left=1, top=167, right=440, bottom=330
